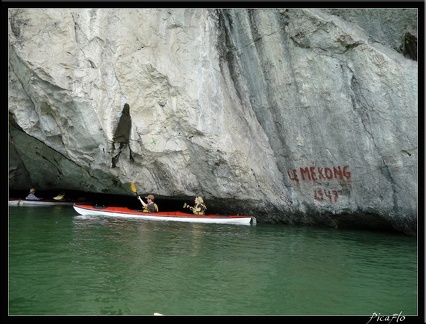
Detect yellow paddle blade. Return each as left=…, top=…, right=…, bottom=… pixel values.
left=131, top=182, right=137, bottom=193
left=53, top=193, right=65, bottom=200
left=183, top=203, right=192, bottom=210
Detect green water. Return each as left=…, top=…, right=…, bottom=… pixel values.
left=8, top=206, right=418, bottom=316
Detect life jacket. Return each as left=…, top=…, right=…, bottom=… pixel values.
left=193, top=203, right=207, bottom=215
left=143, top=203, right=159, bottom=213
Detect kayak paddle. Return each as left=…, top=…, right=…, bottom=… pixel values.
left=131, top=182, right=140, bottom=197
left=183, top=202, right=193, bottom=210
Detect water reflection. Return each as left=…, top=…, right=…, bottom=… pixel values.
left=9, top=208, right=417, bottom=315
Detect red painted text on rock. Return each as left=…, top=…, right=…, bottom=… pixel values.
left=314, top=189, right=339, bottom=203
left=287, top=165, right=351, bottom=182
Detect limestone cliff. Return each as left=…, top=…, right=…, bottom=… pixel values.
left=8, top=8, right=418, bottom=235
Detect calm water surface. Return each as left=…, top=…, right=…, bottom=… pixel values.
left=9, top=206, right=418, bottom=316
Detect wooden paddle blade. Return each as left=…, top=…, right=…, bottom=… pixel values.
left=131, top=182, right=137, bottom=193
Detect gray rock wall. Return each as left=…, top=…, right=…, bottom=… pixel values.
left=8, top=8, right=418, bottom=235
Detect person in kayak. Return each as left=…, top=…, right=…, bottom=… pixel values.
left=138, top=194, right=159, bottom=212
left=193, top=196, right=207, bottom=215
left=26, top=188, right=42, bottom=200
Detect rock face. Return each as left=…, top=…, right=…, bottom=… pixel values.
left=8, top=8, right=418, bottom=235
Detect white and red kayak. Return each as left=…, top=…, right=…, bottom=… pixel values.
left=73, top=204, right=256, bottom=225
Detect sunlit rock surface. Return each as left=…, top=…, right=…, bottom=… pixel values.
left=8, top=8, right=418, bottom=235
